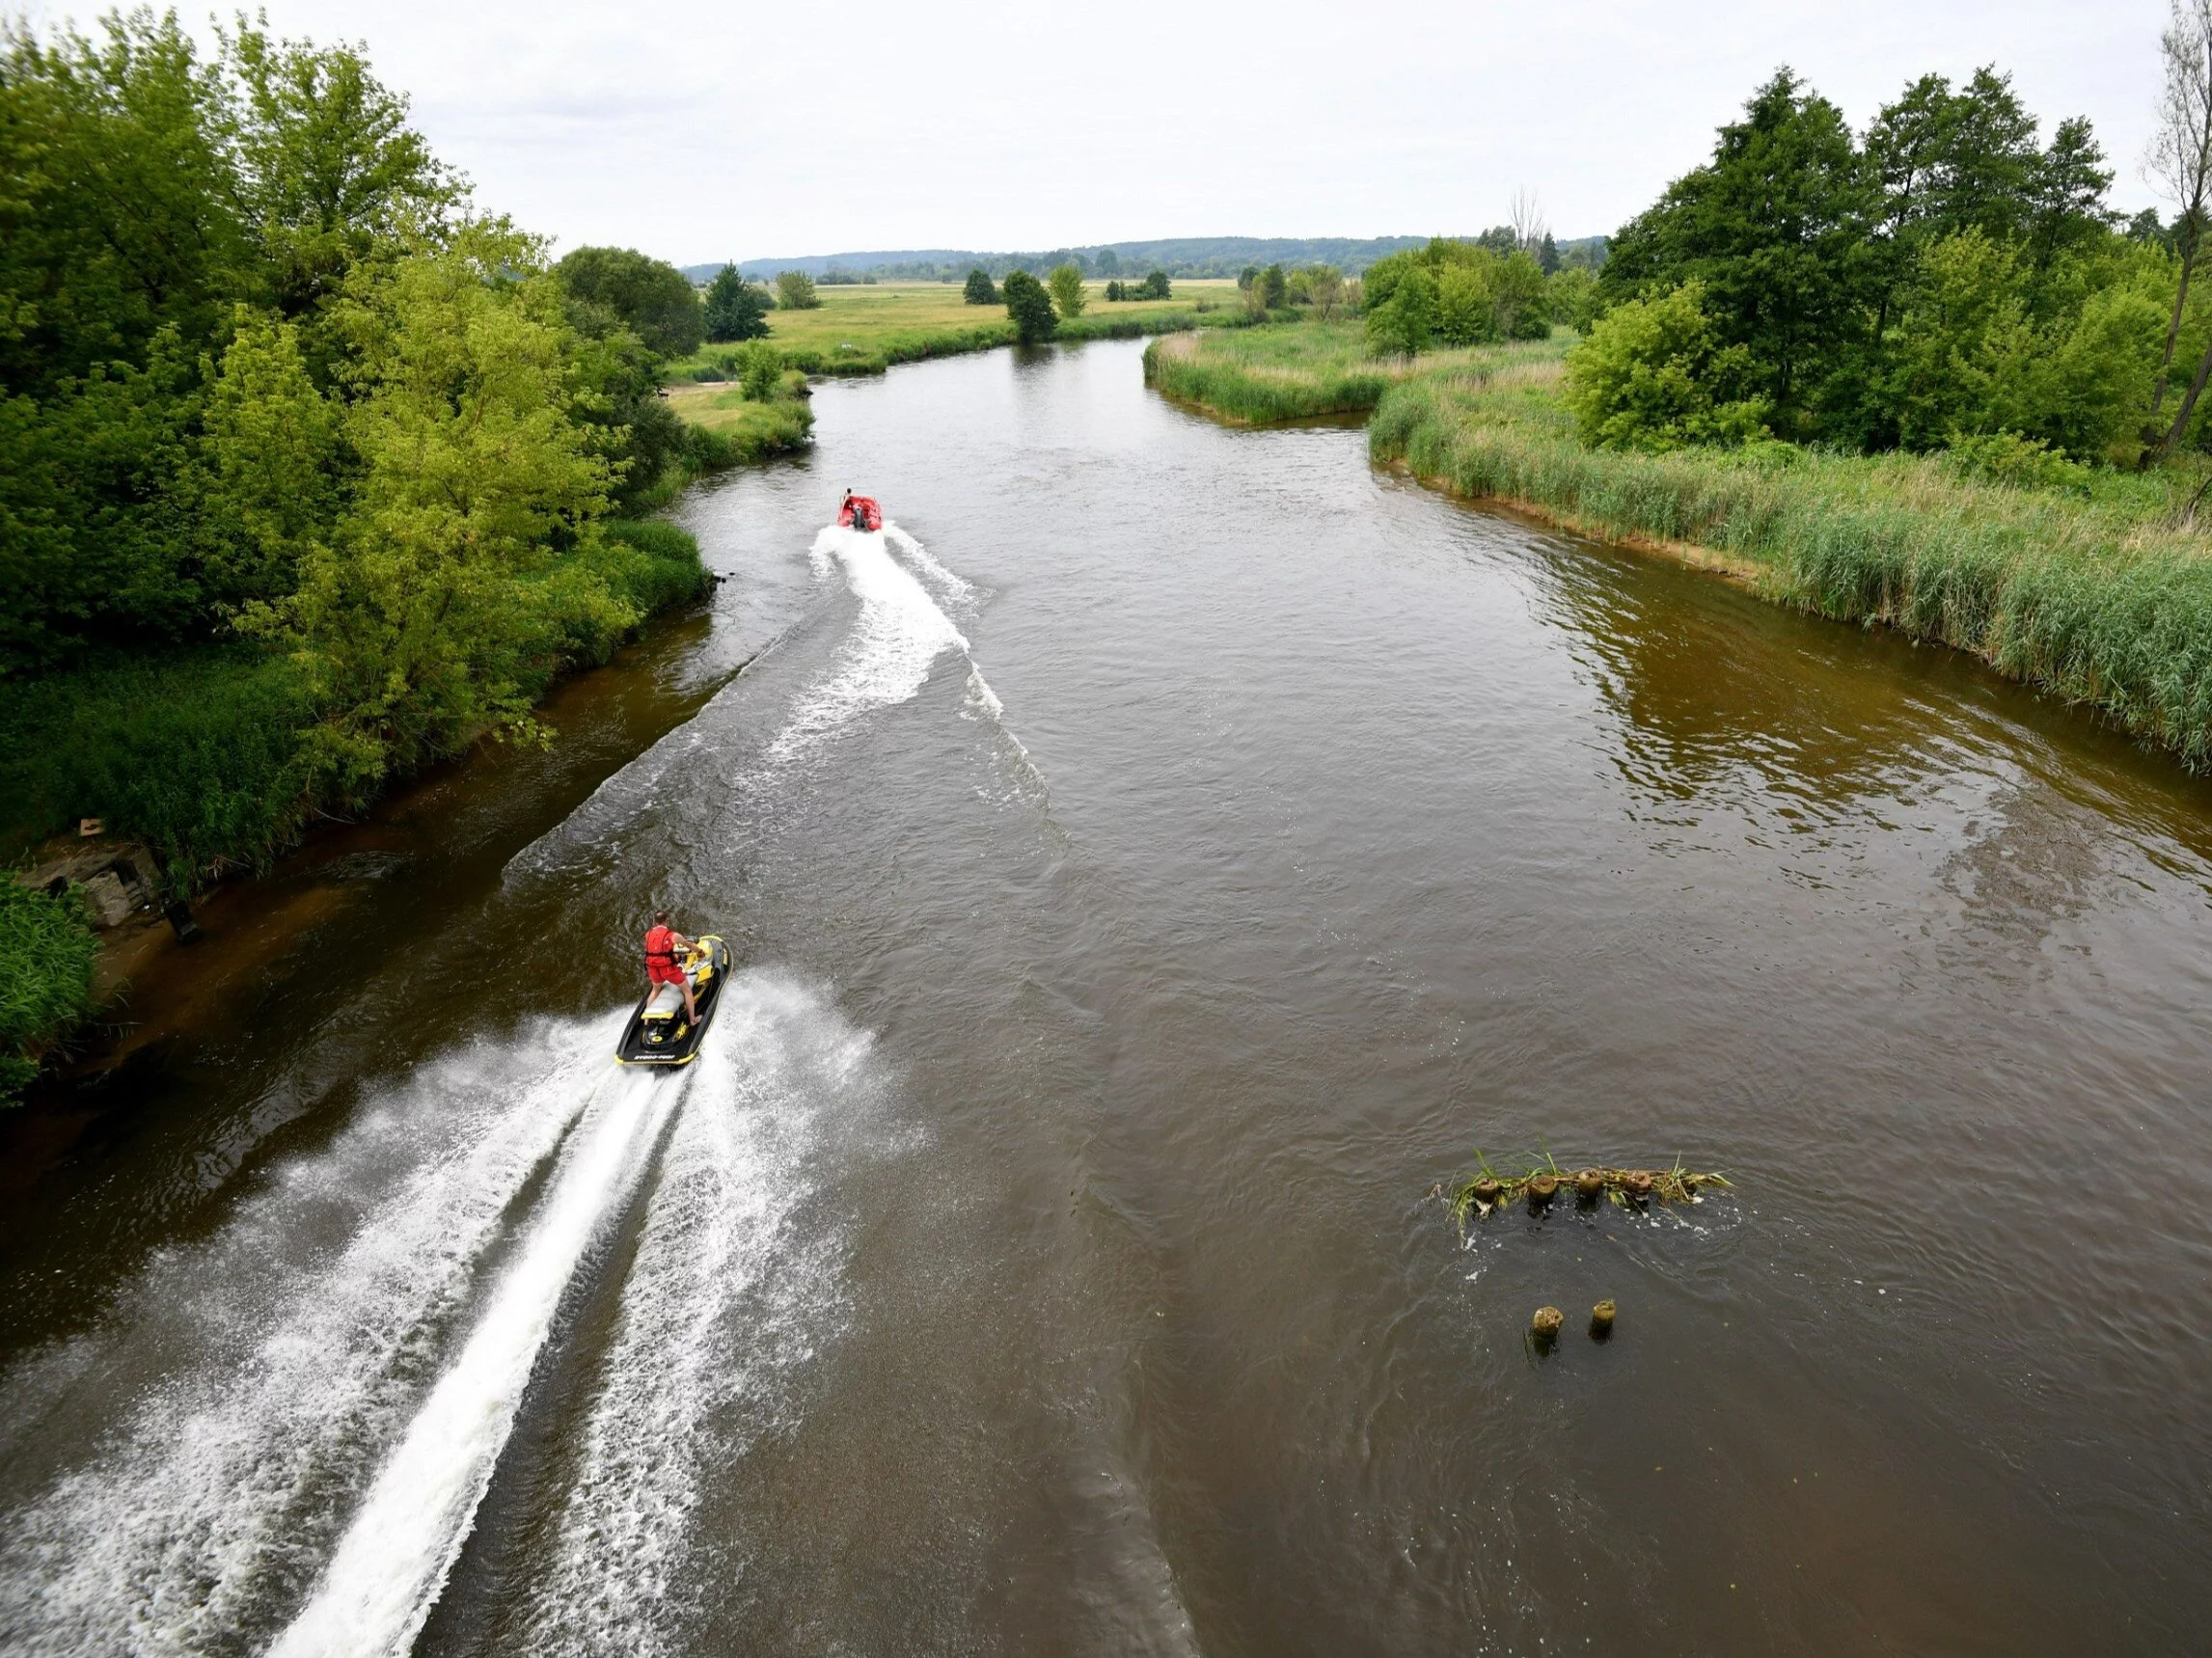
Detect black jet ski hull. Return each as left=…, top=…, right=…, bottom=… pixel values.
left=615, top=936, right=733, bottom=1067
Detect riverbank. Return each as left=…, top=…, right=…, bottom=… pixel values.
left=672, top=278, right=1252, bottom=378
left=1148, top=322, right=2212, bottom=772
left=0, top=514, right=720, bottom=1101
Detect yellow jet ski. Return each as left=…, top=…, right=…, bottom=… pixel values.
left=615, top=935, right=733, bottom=1067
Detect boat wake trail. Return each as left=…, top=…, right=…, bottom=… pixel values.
left=266, top=1065, right=681, bottom=1658
left=0, top=974, right=884, bottom=1658
left=0, top=1017, right=632, bottom=1656
left=505, top=520, right=1038, bottom=884
left=521, top=971, right=871, bottom=1656
left=765, top=524, right=974, bottom=768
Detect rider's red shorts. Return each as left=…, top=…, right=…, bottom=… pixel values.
left=647, top=960, right=686, bottom=987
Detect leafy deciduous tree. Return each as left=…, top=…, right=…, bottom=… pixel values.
left=554, top=246, right=703, bottom=358
left=1047, top=262, right=1086, bottom=318
left=1002, top=269, right=1056, bottom=344
left=775, top=269, right=821, bottom=311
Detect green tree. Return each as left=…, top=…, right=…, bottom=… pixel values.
left=1601, top=68, right=1881, bottom=438
left=1304, top=265, right=1344, bottom=317
left=1002, top=269, right=1056, bottom=343
left=1548, top=265, right=1601, bottom=333
left=257, top=225, right=619, bottom=788
left=1881, top=231, right=2161, bottom=458
left=562, top=294, right=690, bottom=511
left=1493, top=251, right=1554, bottom=339
left=187, top=309, right=344, bottom=609
left=1434, top=260, right=1501, bottom=345
left=775, top=269, right=821, bottom=311
left=221, top=22, right=461, bottom=321
left=963, top=268, right=997, bottom=305
left=1048, top=262, right=1086, bottom=318
left=1563, top=281, right=1770, bottom=450
left=554, top=247, right=703, bottom=358
left=702, top=263, right=770, bottom=341
left=1366, top=265, right=1436, bottom=355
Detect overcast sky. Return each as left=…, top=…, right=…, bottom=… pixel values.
left=24, top=0, right=2176, bottom=263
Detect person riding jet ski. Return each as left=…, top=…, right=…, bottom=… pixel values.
left=642, top=911, right=696, bottom=1023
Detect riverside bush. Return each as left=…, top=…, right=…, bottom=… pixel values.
left=0, top=649, right=311, bottom=888
left=1562, top=282, right=1770, bottom=451
left=0, top=883, right=101, bottom=1104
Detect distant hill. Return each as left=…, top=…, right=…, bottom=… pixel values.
left=679, top=234, right=1605, bottom=285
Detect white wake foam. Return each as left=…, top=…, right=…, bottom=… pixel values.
left=267, top=1066, right=679, bottom=1658
left=763, top=526, right=971, bottom=767
left=505, top=518, right=1034, bottom=884
left=520, top=972, right=872, bottom=1655
left=885, top=521, right=976, bottom=608
left=0, top=1016, right=627, bottom=1657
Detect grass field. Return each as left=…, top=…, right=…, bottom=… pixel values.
left=672, top=280, right=1251, bottom=378
left=1152, top=322, right=2212, bottom=773
left=661, top=385, right=814, bottom=456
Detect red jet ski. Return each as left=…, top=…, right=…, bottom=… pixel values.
left=837, top=494, right=883, bottom=530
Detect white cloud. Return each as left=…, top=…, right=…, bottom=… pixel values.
left=24, top=0, right=2171, bottom=261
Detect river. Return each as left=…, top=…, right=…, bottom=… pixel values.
left=3, top=338, right=2210, bottom=1655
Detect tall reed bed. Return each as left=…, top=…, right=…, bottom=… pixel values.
left=1144, top=323, right=1561, bottom=424
left=0, top=882, right=100, bottom=1102
left=1370, top=361, right=2212, bottom=769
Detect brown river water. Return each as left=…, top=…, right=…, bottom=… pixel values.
left=3, top=339, right=2210, bottom=1655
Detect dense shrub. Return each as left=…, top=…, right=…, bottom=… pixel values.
left=1563, top=281, right=1770, bottom=450
left=1366, top=266, right=1435, bottom=355
left=736, top=340, right=782, bottom=401
left=0, top=648, right=312, bottom=887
